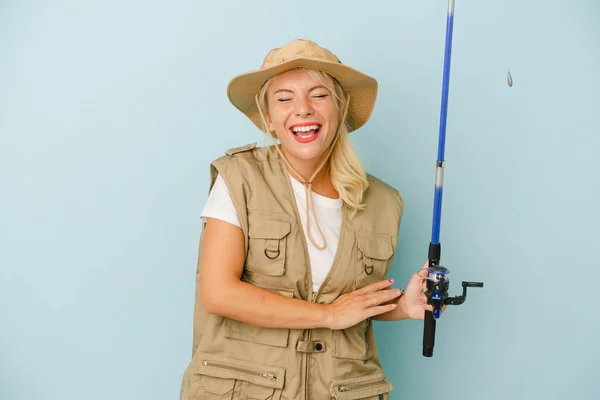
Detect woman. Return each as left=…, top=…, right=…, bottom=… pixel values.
left=180, top=39, right=435, bottom=400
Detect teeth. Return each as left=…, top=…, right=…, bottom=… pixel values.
left=292, top=125, right=320, bottom=133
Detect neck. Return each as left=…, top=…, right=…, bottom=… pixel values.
left=281, top=148, right=338, bottom=199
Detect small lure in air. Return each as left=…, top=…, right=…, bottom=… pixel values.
left=507, top=70, right=513, bottom=87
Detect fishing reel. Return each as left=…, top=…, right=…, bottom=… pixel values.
left=422, top=243, right=483, bottom=357
left=424, top=263, right=484, bottom=318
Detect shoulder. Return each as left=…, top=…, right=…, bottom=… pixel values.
left=211, top=142, right=280, bottom=166
left=209, top=142, right=282, bottom=193
left=224, top=142, right=259, bottom=156
left=364, top=173, right=404, bottom=216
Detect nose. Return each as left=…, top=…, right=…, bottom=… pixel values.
left=294, top=96, right=314, bottom=117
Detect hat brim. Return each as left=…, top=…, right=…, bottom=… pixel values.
left=227, top=58, right=378, bottom=133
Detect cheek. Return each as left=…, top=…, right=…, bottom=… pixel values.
left=323, top=115, right=339, bottom=139
left=330, top=107, right=340, bottom=125
left=272, top=119, right=288, bottom=138
left=268, top=107, right=288, bottom=132
left=322, top=103, right=339, bottom=128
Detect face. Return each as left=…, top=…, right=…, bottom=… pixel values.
left=266, top=69, right=339, bottom=165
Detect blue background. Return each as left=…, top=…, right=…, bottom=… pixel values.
left=1, top=0, right=598, bottom=399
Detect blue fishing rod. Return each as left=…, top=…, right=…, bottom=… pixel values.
left=422, top=0, right=484, bottom=358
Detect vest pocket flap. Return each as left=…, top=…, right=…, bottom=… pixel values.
left=241, top=381, right=276, bottom=399
left=356, top=233, right=394, bottom=260
left=246, top=216, right=290, bottom=276
left=330, top=373, right=393, bottom=399
left=195, top=353, right=285, bottom=390
left=249, top=219, right=291, bottom=240
left=201, top=375, right=235, bottom=395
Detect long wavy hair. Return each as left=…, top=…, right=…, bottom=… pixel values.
left=256, top=68, right=369, bottom=215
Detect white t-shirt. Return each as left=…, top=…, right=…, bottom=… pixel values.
left=201, top=173, right=342, bottom=294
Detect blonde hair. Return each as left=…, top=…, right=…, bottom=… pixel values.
left=256, top=68, right=369, bottom=216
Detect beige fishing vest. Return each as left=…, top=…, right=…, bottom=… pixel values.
left=180, top=143, right=404, bottom=400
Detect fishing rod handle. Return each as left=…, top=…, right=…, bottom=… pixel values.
left=423, top=243, right=442, bottom=357
left=423, top=309, right=436, bottom=357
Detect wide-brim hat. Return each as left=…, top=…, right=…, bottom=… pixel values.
left=227, top=39, right=378, bottom=133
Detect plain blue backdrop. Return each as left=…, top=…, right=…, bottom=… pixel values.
left=1, top=0, right=599, bottom=399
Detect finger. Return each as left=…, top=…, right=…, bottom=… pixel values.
left=420, top=270, right=429, bottom=287
left=366, top=303, right=398, bottom=318
left=354, top=278, right=395, bottom=295
left=365, top=288, right=403, bottom=307
left=419, top=287, right=428, bottom=302
left=416, top=262, right=429, bottom=279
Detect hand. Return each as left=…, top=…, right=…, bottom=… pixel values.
left=401, top=262, right=447, bottom=320
left=324, top=279, right=403, bottom=330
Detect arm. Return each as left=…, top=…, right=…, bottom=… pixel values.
left=199, top=217, right=402, bottom=330
left=371, top=293, right=410, bottom=321
left=200, top=217, right=330, bottom=329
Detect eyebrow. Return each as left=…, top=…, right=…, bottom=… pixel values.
left=273, top=85, right=327, bottom=95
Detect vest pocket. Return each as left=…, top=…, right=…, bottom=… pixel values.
left=330, top=372, right=393, bottom=399
left=331, top=318, right=372, bottom=361
left=195, top=375, right=235, bottom=399
left=246, top=215, right=291, bottom=276
left=191, top=353, right=285, bottom=400
left=224, top=289, right=293, bottom=348
left=355, top=232, right=394, bottom=288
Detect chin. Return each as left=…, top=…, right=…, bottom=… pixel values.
left=293, top=149, right=321, bottom=161
left=291, top=145, right=329, bottom=162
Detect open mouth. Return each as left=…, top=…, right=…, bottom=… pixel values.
left=290, top=124, right=322, bottom=143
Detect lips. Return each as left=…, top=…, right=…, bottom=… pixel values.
left=289, top=123, right=322, bottom=144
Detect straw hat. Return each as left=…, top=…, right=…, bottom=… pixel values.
left=227, top=39, right=378, bottom=132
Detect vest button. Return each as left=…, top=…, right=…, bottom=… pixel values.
left=315, top=343, right=323, bottom=351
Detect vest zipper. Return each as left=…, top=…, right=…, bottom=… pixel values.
left=313, top=203, right=347, bottom=304
left=336, top=377, right=388, bottom=392
left=283, top=167, right=349, bottom=400
left=201, top=360, right=277, bottom=381
left=307, top=204, right=348, bottom=399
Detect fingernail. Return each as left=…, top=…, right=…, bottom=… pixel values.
left=388, top=278, right=394, bottom=283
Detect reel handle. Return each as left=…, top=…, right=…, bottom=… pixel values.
left=445, top=281, right=484, bottom=305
